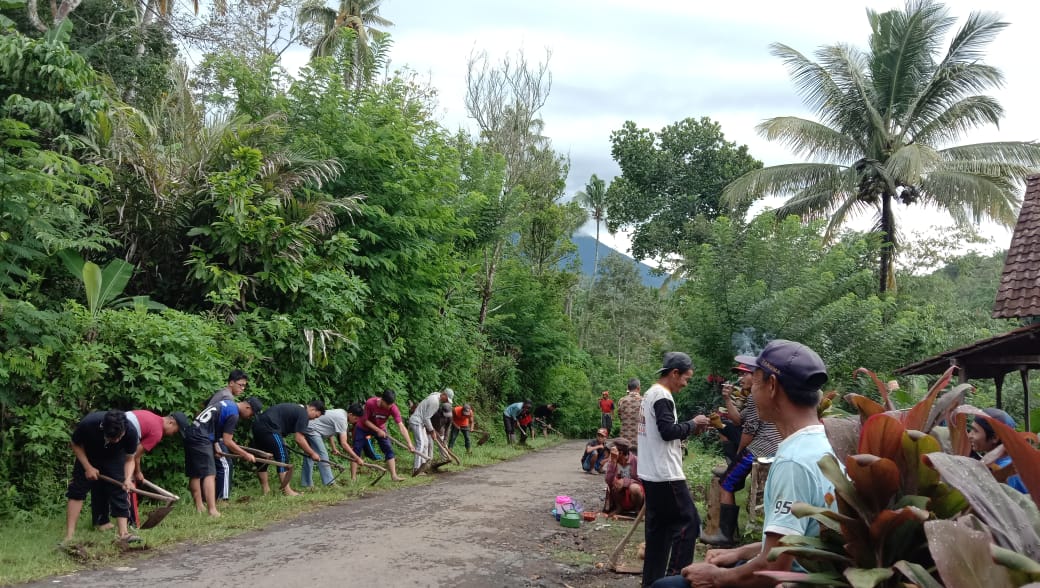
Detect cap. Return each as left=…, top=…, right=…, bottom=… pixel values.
left=461, top=404, right=473, bottom=416
left=976, top=407, right=1016, bottom=437
left=601, top=390, right=610, bottom=397
left=596, top=428, right=608, bottom=437
left=440, top=402, right=452, bottom=416
left=731, top=363, right=753, bottom=373
left=611, top=437, right=631, bottom=452
left=442, top=388, right=455, bottom=403
left=246, top=396, right=264, bottom=416
left=656, top=351, right=694, bottom=375
left=171, top=411, right=191, bottom=438
left=737, top=340, right=828, bottom=393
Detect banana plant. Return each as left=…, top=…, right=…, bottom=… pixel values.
left=57, top=250, right=165, bottom=320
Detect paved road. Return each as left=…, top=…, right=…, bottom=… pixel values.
left=31, top=441, right=617, bottom=588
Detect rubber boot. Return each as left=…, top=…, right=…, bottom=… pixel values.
left=699, top=503, right=740, bottom=546
left=507, top=432, right=516, bottom=445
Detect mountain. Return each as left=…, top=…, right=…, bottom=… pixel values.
left=569, top=234, right=668, bottom=288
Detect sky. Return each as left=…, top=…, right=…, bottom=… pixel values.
left=282, top=0, right=1040, bottom=260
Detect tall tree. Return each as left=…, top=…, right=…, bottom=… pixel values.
left=575, top=174, right=608, bottom=278
left=298, top=0, right=392, bottom=88
left=723, top=0, right=1040, bottom=293
left=606, top=117, right=762, bottom=266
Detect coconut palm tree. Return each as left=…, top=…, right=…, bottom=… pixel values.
left=575, top=174, right=609, bottom=278
left=723, top=0, right=1040, bottom=292
left=299, top=0, right=393, bottom=87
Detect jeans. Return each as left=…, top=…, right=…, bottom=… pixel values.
left=449, top=425, right=471, bottom=451
left=601, top=413, right=613, bottom=433
left=582, top=450, right=606, bottom=472
left=641, top=479, right=701, bottom=587
left=301, top=433, right=333, bottom=487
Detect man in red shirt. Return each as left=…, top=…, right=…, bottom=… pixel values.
left=352, top=389, right=415, bottom=482
left=91, top=410, right=182, bottom=530
left=599, top=391, right=616, bottom=434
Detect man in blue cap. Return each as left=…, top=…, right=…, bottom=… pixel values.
left=651, top=339, right=839, bottom=588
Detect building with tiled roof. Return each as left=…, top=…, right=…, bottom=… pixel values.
left=993, top=174, right=1040, bottom=319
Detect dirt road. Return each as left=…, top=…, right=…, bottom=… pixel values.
left=30, top=441, right=642, bottom=588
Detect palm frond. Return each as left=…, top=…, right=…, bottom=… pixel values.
left=755, top=116, right=862, bottom=163
left=814, top=44, right=886, bottom=139
left=939, top=142, right=1040, bottom=168
left=911, top=95, right=1003, bottom=146
left=770, top=167, right=862, bottom=224
left=942, top=9, right=1008, bottom=64
left=885, top=142, right=941, bottom=185
left=918, top=169, right=1020, bottom=226
left=723, top=162, right=849, bottom=206
left=768, top=43, right=847, bottom=125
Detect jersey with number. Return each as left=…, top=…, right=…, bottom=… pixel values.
left=194, top=400, right=240, bottom=442
left=762, top=425, right=840, bottom=540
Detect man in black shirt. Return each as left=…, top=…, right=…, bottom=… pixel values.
left=63, top=410, right=140, bottom=544
left=533, top=404, right=557, bottom=437
left=252, top=401, right=325, bottom=496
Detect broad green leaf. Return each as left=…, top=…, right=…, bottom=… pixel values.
left=82, top=261, right=102, bottom=315
left=991, top=544, right=1040, bottom=574
left=902, top=430, right=941, bottom=493
left=56, top=249, right=84, bottom=280
left=925, top=452, right=1040, bottom=559
left=893, top=560, right=943, bottom=588
left=925, top=519, right=1014, bottom=588
left=97, top=259, right=135, bottom=308
left=844, top=567, right=893, bottom=588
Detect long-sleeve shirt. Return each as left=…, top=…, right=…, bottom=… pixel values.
left=605, top=454, right=640, bottom=488
left=409, top=393, right=443, bottom=432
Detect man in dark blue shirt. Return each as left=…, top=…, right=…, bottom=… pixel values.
left=180, top=397, right=262, bottom=516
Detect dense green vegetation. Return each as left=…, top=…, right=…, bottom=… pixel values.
left=0, top=0, right=1033, bottom=524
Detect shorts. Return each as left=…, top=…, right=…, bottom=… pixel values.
left=66, top=460, right=130, bottom=519
left=253, top=430, right=291, bottom=473
left=721, top=451, right=756, bottom=493
left=184, top=434, right=216, bottom=478
left=354, top=429, right=394, bottom=460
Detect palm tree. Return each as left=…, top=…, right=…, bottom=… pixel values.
left=723, top=0, right=1040, bottom=292
left=299, top=0, right=393, bottom=87
left=575, top=174, right=609, bottom=278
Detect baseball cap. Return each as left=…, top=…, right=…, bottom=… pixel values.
left=601, top=390, right=610, bottom=397
left=736, top=340, right=828, bottom=393
left=440, top=402, right=452, bottom=416
left=976, top=407, right=1016, bottom=437
left=246, top=396, right=264, bottom=415
left=731, top=363, right=754, bottom=373
left=171, top=411, right=191, bottom=437
left=461, top=404, right=473, bottom=416
left=442, top=387, right=455, bottom=403
left=656, top=351, right=694, bottom=375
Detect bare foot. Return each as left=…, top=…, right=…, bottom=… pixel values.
left=283, top=488, right=300, bottom=497
left=391, top=476, right=403, bottom=482
left=208, top=509, right=221, bottom=518
left=95, top=523, right=114, bottom=532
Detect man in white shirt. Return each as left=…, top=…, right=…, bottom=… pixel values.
left=408, top=388, right=454, bottom=475
left=651, top=339, right=836, bottom=588
left=638, top=352, right=711, bottom=587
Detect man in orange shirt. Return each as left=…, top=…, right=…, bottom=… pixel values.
left=449, top=404, right=475, bottom=454
left=599, top=391, right=616, bottom=434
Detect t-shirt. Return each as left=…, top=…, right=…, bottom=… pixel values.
left=131, top=410, right=165, bottom=452
left=452, top=406, right=472, bottom=428
left=503, top=402, right=526, bottom=419
left=409, top=392, right=444, bottom=431
left=599, top=398, right=615, bottom=414
left=761, top=425, right=840, bottom=540
left=207, top=386, right=233, bottom=407
left=740, top=397, right=782, bottom=458
left=617, top=393, right=642, bottom=441
left=72, top=411, right=140, bottom=462
left=194, top=400, right=240, bottom=442
left=362, top=397, right=402, bottom=432
left=308, top=408, right=349, bottom=437
left=533, top=405, right=553, bottom=420
left=637, top=383, right=693, bottom=482
left=995, top=454, right=1029, bottom=494
left=253, top=403, right=309, bottom=435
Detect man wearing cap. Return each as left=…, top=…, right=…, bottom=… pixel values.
left=90, top=410, right=183, bottom=531
left=62, top=410, right=140, bottom=545
left=449, top=404, right=476, bottom=454
left=183, top=397, right=260, bottom=516
left=700, top=360, right=781, bottom=546
left=652, top=339, right=838, bottom=588
left=969, top=407, right=1028, bottom=493
left=206, top=369, right=249, bottom=501
left=252, top=400, right=326, bottom=496
left=408, top=388, right=454, bottom=475
left=354, top=389, right=414, bottom=482
left=582, top=428, right=610, bottom=473
left=599, top=390, right=616, bottom=434
left=617, top=379, right=642, bottom=447
left=503, top=400, right=532, bottom=445
left=638, top=351, right=711, bottom=587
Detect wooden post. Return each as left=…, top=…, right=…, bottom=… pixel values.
left=1021, top=368, right=1031, bottom=432
left=747, top=459, right=772, bottom=521
left=995, top=373, right=1005, bottom=411
left=703, top=477, right=722, bottom=536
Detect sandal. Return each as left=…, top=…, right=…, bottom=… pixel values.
left=117, top=533, right=142, bottom=544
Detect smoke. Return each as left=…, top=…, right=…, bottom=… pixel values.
left=731, top=326, right=770, bottom=356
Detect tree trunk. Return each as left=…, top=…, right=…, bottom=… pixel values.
left=592, top=220, right=601, bottom=280
left=478, top=241, right=504, bottom=327
left=878, top=192, right=895, bottom=294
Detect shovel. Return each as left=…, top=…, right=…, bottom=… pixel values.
left=218, top=451, right=294, bottom=489
left=472, top=426, right=491, bottom=446
left=97, top=475, right=176, bottom=529
left=388, top=434, right=432, bottom=460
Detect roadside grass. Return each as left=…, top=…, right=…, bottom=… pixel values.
left=0, top=434, right=563, bottom=586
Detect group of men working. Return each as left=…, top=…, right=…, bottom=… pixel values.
left=61, top=371, right=480, bottom=545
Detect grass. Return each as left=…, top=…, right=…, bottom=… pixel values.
left=0, top=434, right=562, bottom=586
